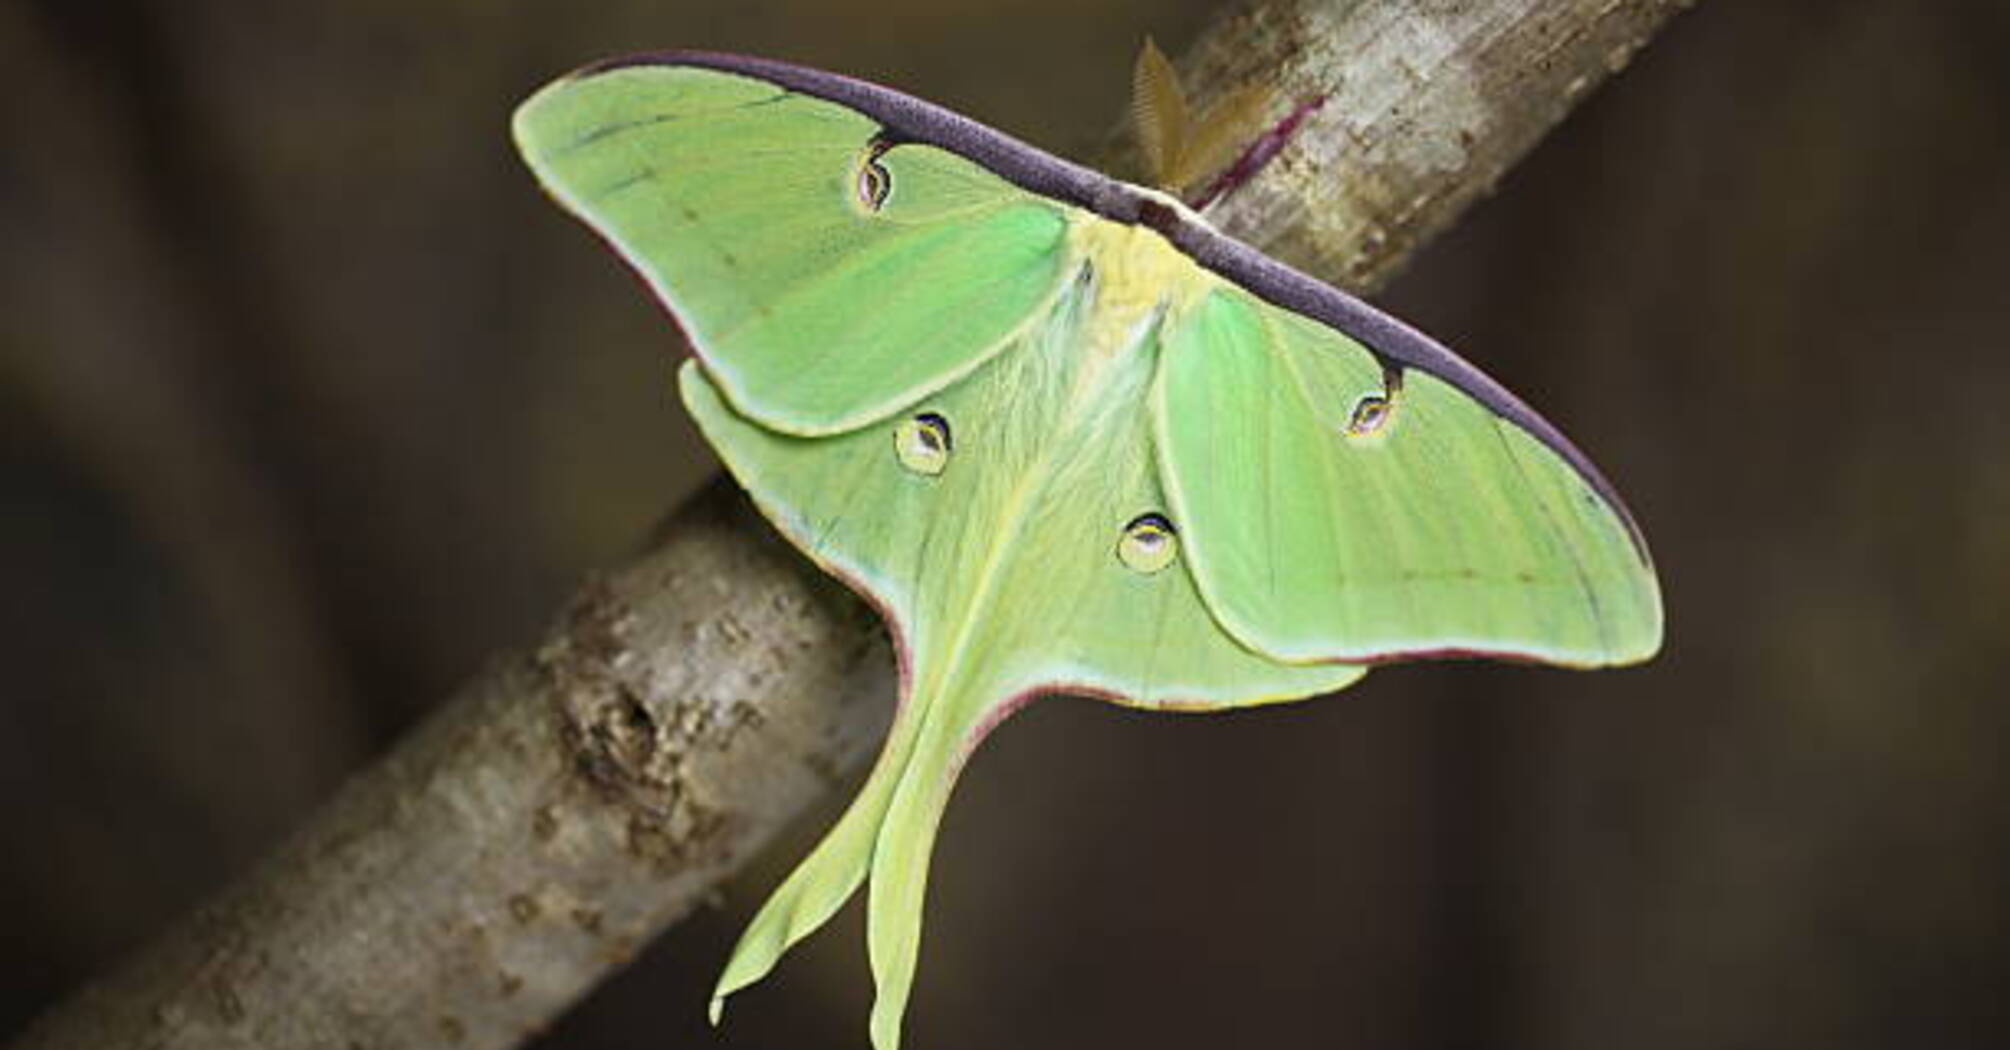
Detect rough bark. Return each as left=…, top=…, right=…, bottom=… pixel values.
left=1174, top=0, right=1699, bottom=288
left=9, top=1, right=1693, bottom=1047
left=13, top=490, right=895, bottom=1049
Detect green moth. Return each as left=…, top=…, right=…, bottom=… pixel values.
left=514, top=47, right=1661, bottom=1050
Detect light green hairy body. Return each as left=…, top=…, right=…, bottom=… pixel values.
left=515, top=59, right=1660, bottom=1050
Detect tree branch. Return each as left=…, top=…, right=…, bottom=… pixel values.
left=10, top=1, right=1692, bottom=1047
left=1178, top=0, right=1698, bottom=288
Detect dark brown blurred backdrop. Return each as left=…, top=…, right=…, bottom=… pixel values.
left=4, top=1, right=2007, bottom=1048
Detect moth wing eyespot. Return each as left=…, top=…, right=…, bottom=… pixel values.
left=1117, top=512, right=1178, bottom=574
left=894, top=412, right=952, bottom=475
left=856, top=134, right=896, bottom=212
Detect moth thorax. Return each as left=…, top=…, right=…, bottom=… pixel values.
left=1073, top=218, right=1215, bottom=339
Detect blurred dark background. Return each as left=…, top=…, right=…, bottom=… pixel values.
left=4, top=0, right=2007, bottom=1047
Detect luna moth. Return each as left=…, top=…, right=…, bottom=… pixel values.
left=513, top=46, right=1661, bottom=1050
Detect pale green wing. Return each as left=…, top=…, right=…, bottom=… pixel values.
left=678, top=278, right=1363, bottom=713
left=1157, top=287, right=1663, bottom=667
left=518, top=52, right=1663, bottom=1050
left=684, top=270, right=1362, bottom=1049
left=513, top=65, right=1074, bottom=434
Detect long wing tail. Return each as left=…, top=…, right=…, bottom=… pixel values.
left=712, top=666, right=1002, bottom=1050
left=866, top=696, right=984, bottom=1050
left=709, top=698, right=925, bottom=1022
